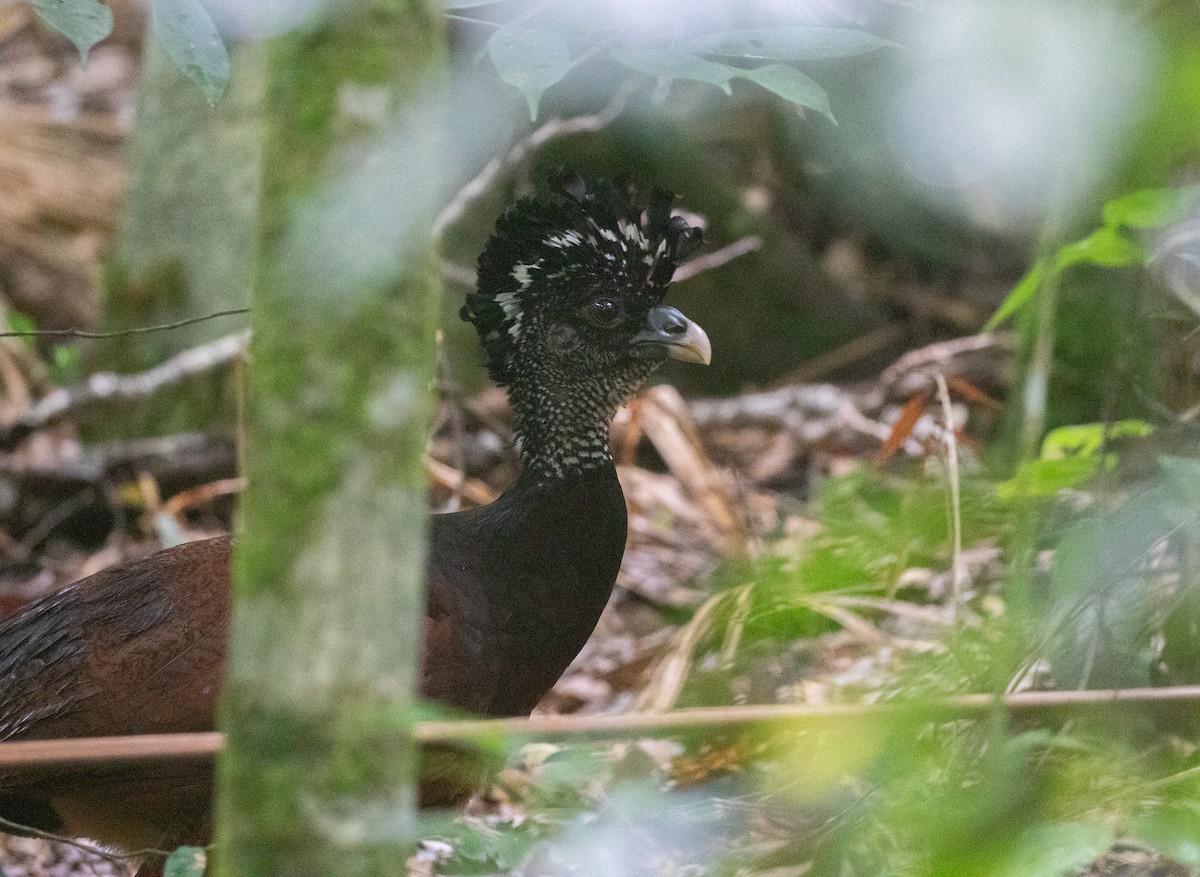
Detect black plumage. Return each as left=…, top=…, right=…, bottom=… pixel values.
left=428, top=174, right=708, bottom=712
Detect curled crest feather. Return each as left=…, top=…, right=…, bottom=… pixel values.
left=461, top=172, right=703, bottom=385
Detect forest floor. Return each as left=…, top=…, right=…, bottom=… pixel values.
left=0, top=5, right=1195, bottom=876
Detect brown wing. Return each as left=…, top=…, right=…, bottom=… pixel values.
left=0, top=536, right=230, bottom=851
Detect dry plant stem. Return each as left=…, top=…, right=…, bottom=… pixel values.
left=4, top=684, right=1200, bottom=766
left=160, top=477, right=248, bottom=518
left=638, top=386, right=747, bottom=553
left=0, top=330, right=251, bottom=448
left=634, top=586, right=728, bottom=712
left=427, top=684, right=1200, bottom=739
left=439, top=257, right=477, bottom=289
left=425, top=454, right=498, bottom=506
left=934, top=372, right=965, bottom=619
left=431, top=81, right=638, bottom=240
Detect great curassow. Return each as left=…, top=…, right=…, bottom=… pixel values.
left=0, top=174, right=710, bottom=874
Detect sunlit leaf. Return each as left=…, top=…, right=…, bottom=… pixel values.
left=987, top=186, right=1187, bottom=328
left=996, top=457, right=1105, bottom=501
left=1055, top=225, right=1142, bottom=270
left=1040, top=420, right=1153, bottom=460
left=151, top=0, right=231, bottom=106
left=734, top=64, right=834, bottom=122
left=1102, top=184, right=1200, bottom=229
left=687, top=26, right=895, bottom=61
left=487, top=26, right=572, bottom=119
left=611, top=49, right=735, bottom=94
left=28, top=0, right=113, bottom=60
left=985, top=258, right=1045, bottom=329
left=164, top=846, right=207, bottom=877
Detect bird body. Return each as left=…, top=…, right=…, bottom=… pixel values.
left=0, top=175, right=710, bottom=872
left=425, top=464, right=626, bottom=716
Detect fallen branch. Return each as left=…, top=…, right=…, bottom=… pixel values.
left=687, top=333, right=1015, bottom=457
left=0, top=330, right=250, bottom=449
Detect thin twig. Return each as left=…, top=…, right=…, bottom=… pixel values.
left=671, top=235, right=763, bottom=283
left=432, top=81, right=639, bottom=240
left=0, top=815, right=174, bottom=863
left=874, top=332, right=1014, bottom=405
left=0, top=308, right=249, bottom=340
left=0, top=331, right=250, bottom=449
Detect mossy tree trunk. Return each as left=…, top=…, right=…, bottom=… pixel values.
left=103, top=39, right=263, bottom=437
left=214, top=3, right=444, bottom=875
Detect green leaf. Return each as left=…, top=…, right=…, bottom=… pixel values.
left=487, top=26, right=572, bottom=119
left=734, top=64, right=834, bottom=122
left=28, top=0, right=113, bottom=60
left=996, top=457, right=1104, bottom=501
left=985, top=258, right=1045, bottom=329
left=1055, top=225, right=1142, bottom=271
left=151, top=0, right=230, bottom=106
left=687, top=26, right=895, bottom=61
left=611, top=49, right=735, bottom=94
left=1102, top=185, right=1200, bottom=229
left=612, top=51, right=834, bottom=120
left=1159, top=455, right=1200, bottom=509
left=164, top=846, right=207, bottom=877
left=997, top=421, right=1153, bottom=500
left=1041, top=420, right=1153, bottom=460
left=1129, top=806, right=1200, bottom=865
left=995, top=822, right=1113, bottom=877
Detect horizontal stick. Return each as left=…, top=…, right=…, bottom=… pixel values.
left=0, top=732, right=224, bottom=768
left=1, top=686, right=1198, bottom=770
left=418, top=684, right=1200, bottom=741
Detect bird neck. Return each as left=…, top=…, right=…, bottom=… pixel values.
left=506, top=352, right=658, bottom=480
left=509, top=380, right=616, bottom=480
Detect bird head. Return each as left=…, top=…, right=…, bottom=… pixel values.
left=462, top=173, right=710, bottom=399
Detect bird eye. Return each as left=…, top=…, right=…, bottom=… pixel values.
left=587, top=297, right=622, bottom=328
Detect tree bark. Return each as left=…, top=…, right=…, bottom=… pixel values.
left=213, top=3, right=445, bottom=875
